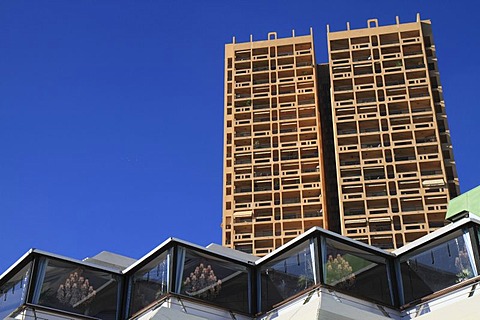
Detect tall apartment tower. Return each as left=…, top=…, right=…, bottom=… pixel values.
left=222, top=31, right=329, bottom=255
left=328, top=15, right=460, bottom=249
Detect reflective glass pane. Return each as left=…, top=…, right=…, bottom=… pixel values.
left=401, top=230, right=475, bottom=303
left=260, top=240, right=315, bottom=311
left=324, top=238, right=392, bottom=305
left=176, top=248, right=250, bottom=314
left=129, top=250, right=170, bottom=316
left=0, top=263, right=31, bottom=319
left=33, top=258, right=121, bottom=320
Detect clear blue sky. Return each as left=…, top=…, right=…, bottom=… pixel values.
left=0, top=0, right=478, bottom=273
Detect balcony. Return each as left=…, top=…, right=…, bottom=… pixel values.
left=338, top=129, right=357, bottom=135
left=357, top=97, right=377, bottom=104
left=283, top=213, right=301, bottom=220
left=334, top=85, right=354, bottom=92
left=405, top=64, right=425, bottom=70
left=421, top=170, right=443, bottom=176
left=395, top=155, right=416, bottom=162
left=298, top=99, right=315, bottom=105
left=281, top=154, right=299, bottom=161
left=253, top=103, right=270, bottom=110
left=235, top=187, right=252, bottom=194
left=235, top=159, right=252, bottom=165
left=304, top=210, right=322, bottom=218
left=235, top=132, right=251, bottom=138
left=235, top=93, right=251, bottom=99
left=254, top=171, right=273, bottom=177
left=302, top=152, right=319, bottom=159
left=254, top=143, right=272, bottom=149
left=252, top=66, right=270, bottom=72
left=254, top=186, right=272, bottom=192
left=364, top=174, right=386, bottom=180
left=255, top=230, right=273, bottom=237
left=253, top=117, right=271, bottom=123
left=340, top=160, right=361, bottom=166
left=283, top=197, right=301, bottom=204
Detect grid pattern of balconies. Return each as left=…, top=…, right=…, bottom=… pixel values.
left=223, top=33, right=327, bottom=256
left=328, top=18, right=460, bottom=249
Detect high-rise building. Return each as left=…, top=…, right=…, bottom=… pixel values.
left=328, top=14, right=459, bottom=249
left=222, top=30, right=330, bottom=255
left=222, top=15, right=460, bottom=254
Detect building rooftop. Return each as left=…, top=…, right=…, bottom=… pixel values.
left=446, top=185, right=480, bottom=221
left=1, top=203, right=480, bottom=319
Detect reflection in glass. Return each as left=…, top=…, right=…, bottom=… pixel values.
left=260, top=240, right=315, bottom=311
left=33, top=258, right=121, bottom=320
left=401, top=230, right=475, bottom=303
left=0, top=263, right=31, bottom=319
left=129, top=250, right=170, bottom=316
left=323, top=238, right=392, bottom=305
left=176, top=247, right=250, bottom=314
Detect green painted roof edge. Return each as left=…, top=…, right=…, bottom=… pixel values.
left=446, top=185, right=480, bottom=220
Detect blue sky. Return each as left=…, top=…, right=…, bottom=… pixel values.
left=0, top=0, right=478, bottom=273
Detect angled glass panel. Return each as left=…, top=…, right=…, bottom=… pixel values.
left=400, top=229, right=475, bottom=303
left=0, top=262, right=32, bottom=319
left=175, top=247, right=250, bottom=314
left=32, top=258, right=121, bottom=320
left=128, top=249, right=170, bottom=316
left=260, top=239, right=315, bottom=311
left=323, top=237, right=392, bottom=305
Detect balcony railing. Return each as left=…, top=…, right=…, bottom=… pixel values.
left=364, top=174, right=386, bottom=180
left=304, top=211, right=322, bottom=218
left=235, top=159, right=252, bottom=165
left=296, top=62, right=312, bottom=67
left=361, top=143, right=381, bottom=148
left=395, top=156, right=416, bottom=161
left=344, top=209, right=365, bottom=215
left=334, top=85, right=353, bottom=92
left=421, top=170, right=443, bottom=176
left=405, top=64, right=425, bottom=70
left=254, top=186, right=272, bottom=192
left=254, top=171, right=272, bottom=177
left=410, top=92, right=430, bottom=98
left=254, top=144, right=272, bottom=149
left=253, top=79, right=269, bottom=85
left=367, top=191, right=388, bottom=197
left=235, top=94, right=251, bottom=99
left=235, top=132, right=251, bottom=137
left=279, top=128, right=297, bottom=134
left=357, top=97, right=377, bottom=103
left=255, top=230, right=273, bottom=237
left=402, top=206, right=424, bottom=212
left=283, top=213, right=301, bottom=219
left=281, top=155, right=299, bottom=161
left=338, top=129, right=357, bottom=135
left=277, top=51, right=293, bottom=57
left=416, top=136, right=436, bottom=144
left=340, top=160, right=361, bottom=166
left=253, top=104, right=270, bottom=110
left=302, top=153, right=319, bottom=159
left=235, top=187, right=252, bottom=194
left=283, top=198, right=300, bottom=204
left=298, top=99, right=315, bottom=105
left=253, top=66, right=269, bottom=72
left=360, top=127, right=380, bottom=133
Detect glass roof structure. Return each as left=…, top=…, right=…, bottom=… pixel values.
left=1, top=214, right=480, bottom=320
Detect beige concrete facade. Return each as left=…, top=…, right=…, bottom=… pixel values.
left=222, top=31, right=328, bottom=255
left=328, top=15, right=459, bottom=249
